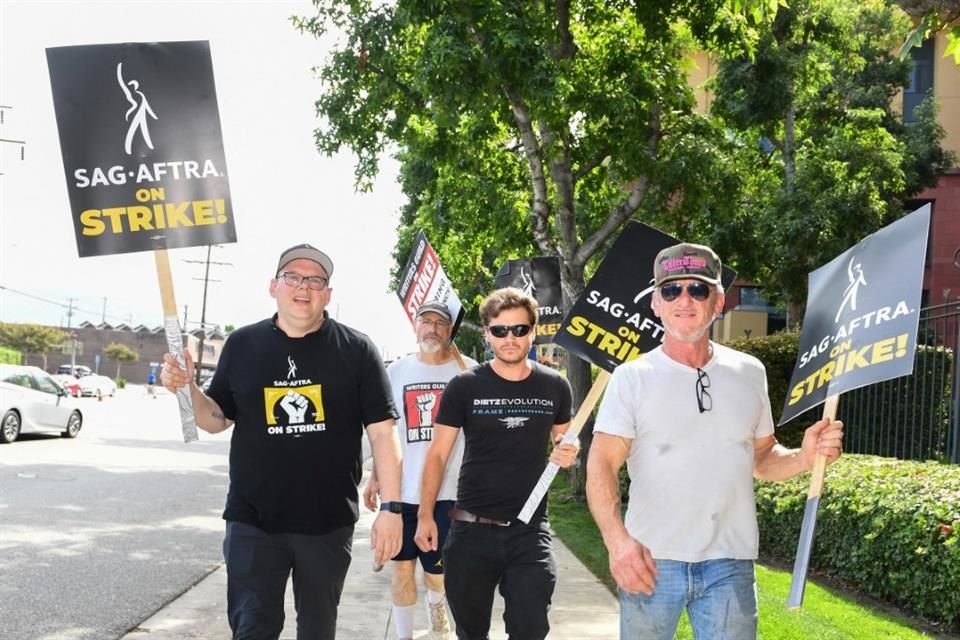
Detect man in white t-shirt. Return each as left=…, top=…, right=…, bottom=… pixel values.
left=364, top=301, right=477, bottom=640
left=586, top=243, right=845, bottom=640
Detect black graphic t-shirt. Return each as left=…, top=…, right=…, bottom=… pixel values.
left=435, top=362, right=572, bottom=522
left=207, top=313, right=397, bottom=535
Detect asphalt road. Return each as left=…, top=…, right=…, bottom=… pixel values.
left=0, top=387, right=232, bottom=640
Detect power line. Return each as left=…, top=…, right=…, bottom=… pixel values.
left=0, top=284, right=144, bottom=326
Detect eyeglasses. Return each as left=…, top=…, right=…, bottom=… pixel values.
left=278, top=271, right=329, bottom=291
left=417, top=317, right=451, bottom=329
left=487, top=324, right=532, bottom=338
left=696, top=368, right=712, bottom=414
left=660, top=282, right=711, bottom=302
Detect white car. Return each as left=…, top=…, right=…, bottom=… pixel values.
left=0, top=364, right=83, bottom=443
left=78, top=374, right=118, bottom=398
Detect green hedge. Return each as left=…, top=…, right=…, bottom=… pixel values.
left=755, top=455, right=960, bottom=628
left=0, top=346, right=20, bottom=364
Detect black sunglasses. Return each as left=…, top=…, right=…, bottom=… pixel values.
left=660, top=282, right=712, bottom=302
left=696, top=368, right=712, bottom=414
left=488, top=324, right=533, bottom=338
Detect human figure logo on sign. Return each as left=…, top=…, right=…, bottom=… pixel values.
left=116, top=62, right=157, bottom=155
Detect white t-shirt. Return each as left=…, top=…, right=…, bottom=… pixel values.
left=594, top=343, right=775, bottom=562
left=387, top=353, right=478, bottom=504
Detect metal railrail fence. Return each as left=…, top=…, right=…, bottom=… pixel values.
left=838, top=301, right=959, bottom=464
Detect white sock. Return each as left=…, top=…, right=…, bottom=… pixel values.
left=393, top=604, right=415, bottom=639
left=426, top=588, right=445, bottom=605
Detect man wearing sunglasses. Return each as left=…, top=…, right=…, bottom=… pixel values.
left=587, top=243, right=844, bottom=640
left=363, top=301, right=478, bottom=640
left=160, top=243, right=403, bottom=640
left=414, top=288, right=579, bottom=640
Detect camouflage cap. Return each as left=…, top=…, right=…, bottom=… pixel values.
left=653, top=243, right=722, bottom=286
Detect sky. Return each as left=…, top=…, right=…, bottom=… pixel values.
left=0, top=0, right=418, bottom=360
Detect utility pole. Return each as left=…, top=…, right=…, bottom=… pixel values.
left=183, top=245, right=232, bottom=383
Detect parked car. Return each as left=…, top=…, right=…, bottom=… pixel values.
left=57, top=364, right=92, bottom=377
left=78, top=374, right=117, bottom=398
left=0, top=364, right=83, bottom=443
left=52, top=373, right=82, bottom=397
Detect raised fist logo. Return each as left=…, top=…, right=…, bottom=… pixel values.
left=415, top=393, right=436, bottom=426
left=280, top=390, right=309, bottom=424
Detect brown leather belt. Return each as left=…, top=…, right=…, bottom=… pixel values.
left=448, top=508, right=511, bottom=527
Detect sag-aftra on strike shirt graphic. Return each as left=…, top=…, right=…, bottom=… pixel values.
left=206, top=314, right=397, bottom=535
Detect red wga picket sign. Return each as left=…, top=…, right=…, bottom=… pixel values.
left=782, top=204, right=930, bottom=610
left=46, top=41, right=238, bottom=443
left=396, top=230, right=466, bottom=339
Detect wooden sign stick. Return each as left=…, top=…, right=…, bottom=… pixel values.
left=787, top=393, right=840, bottom=608
left=516, top=369, right=612, bottom=523
left=154, top=249, right=199, bottom=443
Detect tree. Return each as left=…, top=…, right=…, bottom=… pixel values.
left=294, top=0, right=776, bottom=408
left=0, top=323, right=68, bottom=369
left=709, top=0, right=955, bottom=322
left=103, top=342, right=138, bottom=379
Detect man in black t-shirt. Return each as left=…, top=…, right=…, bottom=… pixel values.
left=414, top=288, right=578, bottom=640
left=161, top=243, right=403, bottom=640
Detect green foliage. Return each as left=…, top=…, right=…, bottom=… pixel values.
left=293, top=0, right=780, bottom=411
left=115, top=377, right=126, bottom=389
left=755, top=455, right=960, bottom=629
left=0, top=323, right=68, bottom=360
left=894, top=1, right=960, bottom=65
left=710, top=0, right=955, bottom=313
left=0, top=345, right=21, bottom=364
left=103, top=342, right=138, bottom=378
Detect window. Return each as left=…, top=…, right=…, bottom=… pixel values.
left=904, top=39, right=934, bottom=124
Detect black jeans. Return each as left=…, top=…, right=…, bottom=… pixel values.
left=442, top=519, right=557, bottom=640
left=223, top=521, right=353, bottom=640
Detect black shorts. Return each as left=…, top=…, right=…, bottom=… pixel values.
left=393, top=499, right=455, bottom=574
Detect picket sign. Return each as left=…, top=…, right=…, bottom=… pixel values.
left=786, top=393, right=840, bottom=608
left=154, top=249, right=198, bottom=443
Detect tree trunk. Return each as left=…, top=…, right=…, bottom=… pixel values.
left=116, top=362, right=121, bottom=379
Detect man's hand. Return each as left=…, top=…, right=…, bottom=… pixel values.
left=160, top=350, right=194, bottom=392
left=362, top=476, right=380, bottom=512
left=414, top=515, right=439, bottom=552
left=549, top=434, right=580, bottom=468
left=800, top=417, right=844, bottom=469
left=370, top=511, right=402, bottom=567
left=608, top=533, right=659, bottom=596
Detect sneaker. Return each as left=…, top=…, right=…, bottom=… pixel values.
left=427, top=597, right=451, bottom=640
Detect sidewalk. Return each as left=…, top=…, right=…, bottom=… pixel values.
left=120, top=485, right=619, bottom=639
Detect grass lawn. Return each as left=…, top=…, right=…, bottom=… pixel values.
left=548, top=474, right=953, bottom=640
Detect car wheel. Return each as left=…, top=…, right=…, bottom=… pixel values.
left=62, top=411, right=82, bottom=438
left=1, top=410, right=21, bottom=444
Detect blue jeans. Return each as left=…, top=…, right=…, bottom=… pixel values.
left=619, top=558, right=758, bottom=640
left=443, top=519, right=557, bottom=640
left=224, top=521, right=353, bottom=640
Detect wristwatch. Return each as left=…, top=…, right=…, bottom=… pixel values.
left=379, top=501, right=403, bottom=514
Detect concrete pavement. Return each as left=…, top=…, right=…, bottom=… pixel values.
left=119, top=475, right=619, bottom=639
